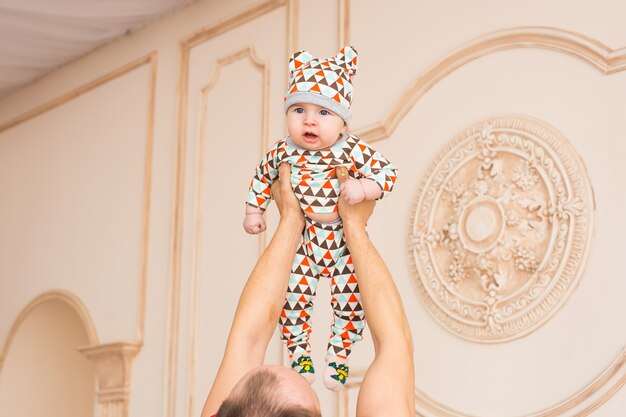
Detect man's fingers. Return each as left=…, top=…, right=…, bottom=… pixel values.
left=336, top=165, right=349, bottom=185
left=277, top=163, right=291, bottom=194
left=278, top=163, right=291, bottom=181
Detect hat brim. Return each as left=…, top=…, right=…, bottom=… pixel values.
left=284, top=91, right=352, bottom=125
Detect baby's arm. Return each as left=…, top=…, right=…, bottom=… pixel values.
left=244, top=141, right=284, bottom=234
left=244, top=205, right=266, bottom=234
left=343, top=138, right=397, bottom=205
left=340, top=177, right=380, bottom=205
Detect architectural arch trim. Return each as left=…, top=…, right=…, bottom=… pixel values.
left=167, top=1, right=296, bottom=415
left=203, top=47, right=268, bottom=90
left=0, top=289, right=99, bottom=372
left=338, top=347, right=626, bottom=417
left=338, top=0, right=350, bottom=49
left=0, top=52, right=157, bottom=345
left=0, top=52, right=157, bottom=134
left=186, top=46, right=270, bottom=417
left=353, top=26, right=626, bottom=142
left=197, top=46, right=270, bottom=254
left=181, top=0, right=288, bottom=48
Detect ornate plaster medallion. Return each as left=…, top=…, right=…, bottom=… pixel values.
left=410, top=116, right=594, bottom=342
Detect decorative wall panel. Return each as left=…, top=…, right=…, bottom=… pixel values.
left=410, top=116, right=594, bottom=342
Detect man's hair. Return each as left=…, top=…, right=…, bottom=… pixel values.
left=216, top=368, right=321, bottom=417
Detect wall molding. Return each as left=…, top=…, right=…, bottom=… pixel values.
left=0, top=52, right=157, bottom=346
left=79, top=341, right=142, bottom=417
left=337, top=347, right=626, bottom=417
left=414, top=347, right=626, bottom=417
left=287, top=0, right=299, bottom=56
left=0, top=52, right=156, bottom=137
left=186, top=46, right=269, bottom=417
left=167, top=1, right=294, bottom=416
left=338, top=0, right=350, bottom=49
left=181, top=0, right=287, bottom=49
left=0, top=290, right=99, bottom=372
left=353, top=26, right=626, bottom=142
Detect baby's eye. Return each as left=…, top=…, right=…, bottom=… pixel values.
left=320, top=109, right=330, bottom=116
left=294, top=107, right=304, bottom=113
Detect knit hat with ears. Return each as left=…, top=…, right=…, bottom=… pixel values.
left=284, top=46, right=358, bottom=125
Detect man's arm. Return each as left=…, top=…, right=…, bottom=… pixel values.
left=201, top=164, right=303, bottom=417
left=337, top=167, right=415, bottom=417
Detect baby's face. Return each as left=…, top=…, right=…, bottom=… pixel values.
left=287, top=103, right=346, bottom=150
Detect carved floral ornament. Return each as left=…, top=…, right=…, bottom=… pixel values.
left=409, top=116, right=594, bottom=342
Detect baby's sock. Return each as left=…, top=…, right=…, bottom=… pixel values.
left=324, top=356, right=349, bottom=391
left=291, top=354, right=316, bottom=384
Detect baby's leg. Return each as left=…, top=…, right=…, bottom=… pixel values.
left=279, top=242, right=319, bottom=383
left=324, top=248, right=366, bottom=391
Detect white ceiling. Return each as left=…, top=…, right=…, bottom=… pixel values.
left=0, top=0, right=197, bottom=98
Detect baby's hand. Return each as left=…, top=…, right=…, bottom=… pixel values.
left=243, top=213, right=266, bottom=234
left=340, top=177, right=366, bottom=205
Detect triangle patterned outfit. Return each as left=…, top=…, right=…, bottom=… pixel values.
left=246, top=132, right=397, bottom=364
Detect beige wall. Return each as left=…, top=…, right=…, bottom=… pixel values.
left=0, top=0, right=624, bottom=416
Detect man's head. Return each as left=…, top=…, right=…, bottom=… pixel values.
left=284, top=46, right=358, bottom=126
left=216, top=365, right=321, bottom=417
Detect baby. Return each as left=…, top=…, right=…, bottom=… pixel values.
left=244, top=46, right=397, bottom=391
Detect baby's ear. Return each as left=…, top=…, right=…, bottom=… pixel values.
left=336, top=46, right=358, bottom=76
left=288, top=50, right=314, bottom=74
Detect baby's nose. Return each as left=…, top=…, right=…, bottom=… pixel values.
left=303, top=113, right=316, bottom=124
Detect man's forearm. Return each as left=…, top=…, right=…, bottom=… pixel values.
left=337, top=167, right=414, bottom=416
left=229, top=215, right=303, bottom=349
left=201, top=215, right=302, bottom=416
left=343, top=222, right=413, bottom=353
left=344, top=221, right=415, bottom=417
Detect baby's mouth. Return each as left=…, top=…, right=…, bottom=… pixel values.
left=303, top=131, right=318, bottom=141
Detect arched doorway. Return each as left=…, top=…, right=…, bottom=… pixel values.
left=0, top=293, right=97, bottom=417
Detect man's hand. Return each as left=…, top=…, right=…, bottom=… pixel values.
left=272, top=163, right=304, bottom=230
left=337, top=166, right=375, bottom=229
